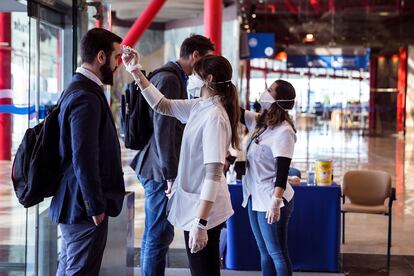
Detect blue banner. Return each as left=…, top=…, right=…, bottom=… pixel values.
left=0, top=105, right=36, bottom=114
left=287, top=54, right=369, bottom=69
left=0, top=104, right=47, bottom=119
left=247, top=33, right=275, bottom=59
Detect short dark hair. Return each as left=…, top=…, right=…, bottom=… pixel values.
left=179, top=34, right=215, bottom=58
left=80, top=28, right=122, bottom=64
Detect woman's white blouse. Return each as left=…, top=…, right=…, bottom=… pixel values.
left=242, top=110, right=296, bottom=212
left=141, top=84, right=234, bottom=231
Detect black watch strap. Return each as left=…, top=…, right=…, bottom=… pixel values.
left=199, top=218, right=208, bottom=227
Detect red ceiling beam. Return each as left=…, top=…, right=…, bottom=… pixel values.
left=329, top=0, right=335, bottom=13
left=264, top=4, right=276, bottom=14
left=309, top=0, right=321, bottom=13
left=122, top=0, right=166, bottom=47
left=285, top=0, right=298, bottom=15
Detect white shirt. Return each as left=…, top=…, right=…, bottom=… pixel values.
left=242, top=110, right=296, bottom=212
left=76, top=67, right=104, bottom=88
left=141, top=84, right=234, bottom=231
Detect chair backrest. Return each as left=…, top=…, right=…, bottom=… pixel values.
left=288, top=167, right=301, bottom=178
left=343, top=170, right=392, bottom=206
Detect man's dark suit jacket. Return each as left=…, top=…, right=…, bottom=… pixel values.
left=130, top=62, right=187, bottom=183
left=49, top=73, right=125, bottom=224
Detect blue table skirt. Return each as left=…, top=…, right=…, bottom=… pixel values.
left=225, top=183, right=341, bottom=272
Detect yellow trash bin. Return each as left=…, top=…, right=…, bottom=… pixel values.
left=315, top=160, right=333, bottom=186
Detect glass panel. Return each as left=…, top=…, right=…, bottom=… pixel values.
left=1, top=1, right=73, bottom=275
left=25, top=15, right=39, bottom=276
left=0, top=11, right=30, bottom=276
left=37, top=20, right=63, bottom=276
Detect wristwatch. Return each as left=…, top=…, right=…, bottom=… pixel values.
left=195, top=217, right=208, bottom=227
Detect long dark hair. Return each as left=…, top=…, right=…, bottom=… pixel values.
left=194, top=55, right=241, bottom=150
left=256, top=80, right=296, bottom=132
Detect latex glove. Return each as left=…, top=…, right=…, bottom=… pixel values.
left=266, top=196, right=283, bottom=224
left=188, top=218, right=208, bottom=254
left=288, top=175, right=301, bottom=185
left=165, top=180, right=174, bottom=199
left=121, top=45, right=142, bottom=73
left=92, top=212, right=106, bottom=226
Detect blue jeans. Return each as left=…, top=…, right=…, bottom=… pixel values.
left=139, top=176, right=174, bottom=276
left=248, top=197, right=294, bottom=276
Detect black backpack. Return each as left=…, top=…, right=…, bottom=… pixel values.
left=11, top=82, right=86, bottom=208
left=120, top=67, right=182, bottom=150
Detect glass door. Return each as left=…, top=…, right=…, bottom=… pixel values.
left=26, top=17, right=65, bottom=276
left=1, top=1, right=76, bottom=275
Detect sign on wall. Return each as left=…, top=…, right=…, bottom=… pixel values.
left=286, top=46, right=370, bottom=69
left=241, top=33, right=275, bottom=59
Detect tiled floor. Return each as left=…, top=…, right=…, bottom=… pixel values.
left=1, top=122, right=414, bottom=274
left=99, top=267, right=344, bottom=276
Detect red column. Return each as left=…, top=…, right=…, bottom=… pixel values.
left=368, top=57, right=377, bottom=134
left=245, top=60, right=251, bottom=109
left=0, top=13, right=12, bottom=160
left=121, top=0, right=166, bottom=47
left=204, top=0, right=222, bottom=55
left=397, top=46, right=408, bottom=134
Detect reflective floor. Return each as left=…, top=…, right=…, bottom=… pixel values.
left=1, top=123, right=414, bottom=274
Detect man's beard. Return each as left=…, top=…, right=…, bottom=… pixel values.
left=100, top=59, right=114, bottom=86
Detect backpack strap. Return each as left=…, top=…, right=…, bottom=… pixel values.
left=148, top=66, right=184, bottom=92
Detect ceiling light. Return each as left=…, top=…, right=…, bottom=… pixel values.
left=379, top=12, right=390, bottom=16
left=244, top=24, right=250, bottom=29
left=303, top=33, right=315, bottom=43
left=252, top=14, right=256, bottom=18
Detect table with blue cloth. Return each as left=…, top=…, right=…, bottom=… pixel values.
left=225, top=182, right=341, bottom=272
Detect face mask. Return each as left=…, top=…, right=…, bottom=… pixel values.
left=187, top=74, right=205, bottom=98
left=259, top=90, right=276, bottom=110
left=259, top=90, right=295, bottom=111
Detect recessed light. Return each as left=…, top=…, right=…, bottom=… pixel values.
left=303, top=33, right=315, bottom=43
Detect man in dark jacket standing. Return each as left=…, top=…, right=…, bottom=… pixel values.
left=130, top=35, right=214, bottom=276
left=49, top=28, right=125, bottom=276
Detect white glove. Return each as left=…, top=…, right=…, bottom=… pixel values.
left=188, top=218, right=208, bottom=254
left=121, top=45, right=142, bottom=73
left=266, top=196, right=283, bottom=224
left=165, top=180, right=174, bottom=199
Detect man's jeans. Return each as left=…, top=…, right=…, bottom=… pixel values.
left=248, top=197, right=294, bottom=276
left=139, top=176, right=174, bottom=276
